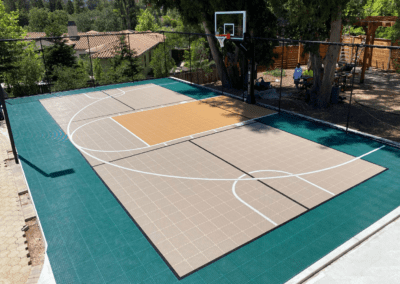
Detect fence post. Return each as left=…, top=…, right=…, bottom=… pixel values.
left=0, top=86, right=19, bottom=164
left=387, top=41, right=392, bottom=70
left=346, top=44, right=360, bottom=134
left=163, top=31, right=168, bottom=77
left=86, top=35, right=95, bottom=88
left=39, top=39, right=51, bottom=94
left=279, top=39, right=285, bottom=113
left=188, top=33, right=192, bottom=83
left=127, top=33, right=135, bottom=82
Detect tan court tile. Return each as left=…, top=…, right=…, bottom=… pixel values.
left=45, top=94, right=386, bottom=278
left=201, top=96, right=276, bottom=119
left=174, top=260, right=193, bottom=276
left=165, top=250, right=184, bottom=266
left=112, top=97, right=275, bottom=146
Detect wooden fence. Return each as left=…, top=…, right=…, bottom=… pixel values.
left=172, top=67, right=219, bottom=84
left=230, top=35, right=400, bottom=73
left=341, top=35, right=400, bottom=71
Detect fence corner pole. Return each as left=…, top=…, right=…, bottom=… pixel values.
left=279, top=39, right=285, bottom=113
left=86, top=35, right=95, bottom=88
left=0, top=86, right=19, bottom=164
left=346, top=45, right=360, bottom=134
left=188, top=33, right=192, bottom=83
left=39, top=38, right=52, bottom=95
left=163, top=31, right=168, bottom=77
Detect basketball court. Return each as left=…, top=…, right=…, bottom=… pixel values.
left=37, top=78, right=386, bottom=277
left=3, top=11, right=400, bottom=284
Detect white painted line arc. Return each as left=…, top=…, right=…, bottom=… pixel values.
left=232, top=173, right=278, bottom=226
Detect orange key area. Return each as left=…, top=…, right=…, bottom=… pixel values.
left=112, top=96, right=275, bottom=146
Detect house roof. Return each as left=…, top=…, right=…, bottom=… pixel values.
left=25, top=30, right=165, bottom=58
left=89, top=31, right=165, bottom=58
left=25, top=32, right=47, bottom=39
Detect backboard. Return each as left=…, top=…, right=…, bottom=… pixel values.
left=215, top=11, right=246, bottom=41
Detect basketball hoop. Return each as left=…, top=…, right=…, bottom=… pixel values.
left=216, top=33, right=230, bottom=48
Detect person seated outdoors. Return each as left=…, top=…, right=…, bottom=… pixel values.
left=303, top=66, right=313, bottom=77
left=293, top=63, right=303, bottom=90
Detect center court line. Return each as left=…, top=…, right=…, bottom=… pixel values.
left=72, top=113, right=277, bottom=153
left=72, top=140, right=385, bottom=182
left=109, top=117, right=150, bottom=147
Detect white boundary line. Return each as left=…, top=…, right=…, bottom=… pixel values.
left=109, top=117, right=150, bottom=147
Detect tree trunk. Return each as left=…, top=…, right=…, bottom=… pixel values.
left=310, top=12, right=342, bottom=108
left=202, top=18, right=229, bottom=86
left=125, top=1, right=131, bottom=30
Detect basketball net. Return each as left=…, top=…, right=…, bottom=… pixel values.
left=216, top=33, right=231, bottom=48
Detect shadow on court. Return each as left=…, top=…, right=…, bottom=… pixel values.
left=19, top=155, right=75, bottom=178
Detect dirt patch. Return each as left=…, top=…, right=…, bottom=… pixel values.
left=203, top=67, right=400, bottom=144
left=25, top=218, right=45, bottom=267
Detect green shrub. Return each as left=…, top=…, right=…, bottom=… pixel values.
left=264, top=68, right=286, bottom=77
left=4, top=42, right=45, bottom=97
left=52, top=64, right=89, bottom=92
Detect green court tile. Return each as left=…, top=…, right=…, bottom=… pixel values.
left=54, top=267, right=80, bottom=284
left=178, top=273, right=205, bottom=284
left=197, top=265, right=223, bottom=283
left=74, top=214, right=96, bottom=230
left=101, top=230, right=127, bottom=250
left=227, top=249, right=255, bottom=267
left=212, top=257, right=238, bottom=275
left=83, top=230, right=107, bottom=249
left=75, top=259, right=104, bottom=283
left=224, top=268, right=251, bottom=284
left=118, top=254, right=142, bottom=273
left=270, top=263, right=300, bottom=284
left=150, top=269, right=180, bottom=284
left=77, top=223, right=98, bottom=237
left=121, top=226, right=145, bottom=244
left=143, top=257, right=169, bottom=276
left=112, top=244, right=136, bottom=261
left=107, top=207, right=133, bottom=226
left=96, top=251, right=118, bottom=271
left=249, top=269, right=280, bottom=284
left=88, top=241, right=110, bottom=259
left=100, top=264, right=125, bottom=283
left=130, top=236, right=153, bottom=252
left=240, top=259, right=270, bottom=280
left=136, top=247, right=160, bottom=265
left=254, top=251, right=280, bottom=268
left=49, top=252, right=74, bottom=274
left=124, top=266, right=150, bottom=283
left=66, top=241, right=92, bottom=265
left=7, top=84, right=400, bottom=283
left=107, top=273, right=131, bottom=284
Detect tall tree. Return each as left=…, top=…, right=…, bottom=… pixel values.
left=0, top=0, right=26, bottom=84
left=87, top=0, right=99, bottom=10
left=270, top=0, right=368, bottom=108
left=151, top=0, right=279, bottom=87
left=74, top=0, right=85, bottom=14
left=36, top=0, right=45, bottom=8
left=135, top=8, right=160, bottom=31
left=48, top=0, right=57, bottom=12
left=66, top=0, right=74, bottom=14
left=55, top=0, right=63, bottom=10
left=28, top=7, right=49, bottom=32
left=113, top=0, right=136, bottom=29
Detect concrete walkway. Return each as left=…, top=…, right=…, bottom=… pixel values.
left=305, top=214, right=400, bottom=284
left=0, top=122, right=32, bottom=284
